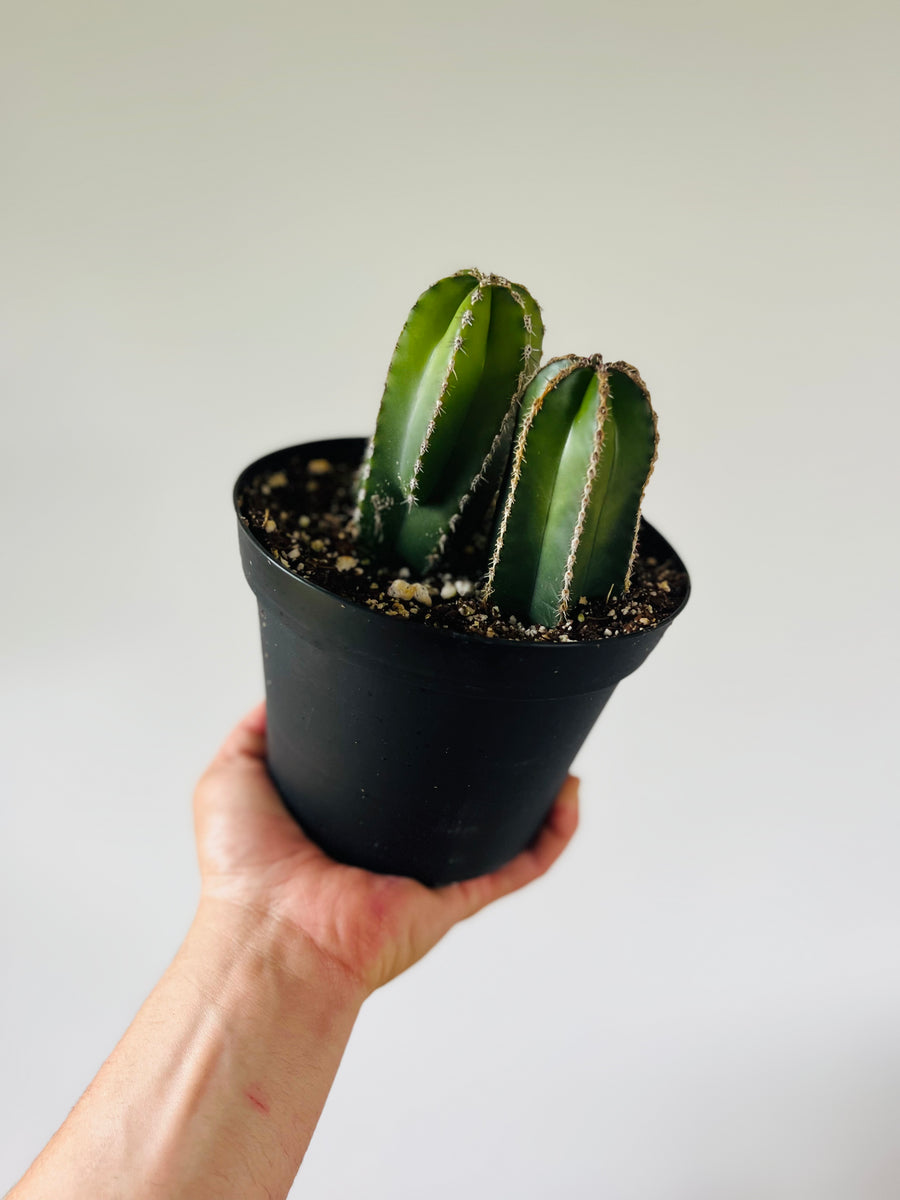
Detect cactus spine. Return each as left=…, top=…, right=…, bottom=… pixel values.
left=484, top=355, right=658, bottom=628
left=356, top=269, right=543, bottom=574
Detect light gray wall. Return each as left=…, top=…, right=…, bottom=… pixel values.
left=2, top=2, right=898, bottom=1195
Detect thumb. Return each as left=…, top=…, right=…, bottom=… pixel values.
left=194, top=701, right=290, bottom=828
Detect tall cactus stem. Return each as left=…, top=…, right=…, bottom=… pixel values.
left=357, top=269, right=544, bottom=574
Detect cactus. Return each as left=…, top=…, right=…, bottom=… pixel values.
left=484, top=355, right=658, bottom=628
left=355, top=269, right=543, bottom=574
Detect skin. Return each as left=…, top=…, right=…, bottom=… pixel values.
left=8, top=702, right=579, bottom=1200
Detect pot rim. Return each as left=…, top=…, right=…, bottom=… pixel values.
left=234, top=436, right=691, bottom=652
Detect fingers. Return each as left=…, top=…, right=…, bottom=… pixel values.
left=437, top=775, right=580, bottom=924
left=194, top=700, right=281, bottom=826
left=518, top=773, right=580, bottom=878
left=193, top=702, right=308, bottom=870
left=208, top=701, right=268, bottom=767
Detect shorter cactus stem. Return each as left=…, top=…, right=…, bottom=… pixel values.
left=485, top=355, right=658, bottom=628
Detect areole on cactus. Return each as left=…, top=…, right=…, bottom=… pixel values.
left=484, top=355, right=658, bottom=628
left=355, top=269, right=544, bottom=574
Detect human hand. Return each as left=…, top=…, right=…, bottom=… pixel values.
left=6, top=705, right=578, bottom=1200
left=194, top=701, right=579, bottom=995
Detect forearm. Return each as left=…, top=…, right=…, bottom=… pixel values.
left=10, top=899, right=365, bottom=1200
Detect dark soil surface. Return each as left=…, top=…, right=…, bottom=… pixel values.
left=237, top=453, right=688, bottom=643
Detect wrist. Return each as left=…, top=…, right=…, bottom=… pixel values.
left=189, top=893, right=368, bottom=1019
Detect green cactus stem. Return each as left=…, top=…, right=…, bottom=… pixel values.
left=355, top=269, right=543, bottom=574
left=484, top=355, right=658, bottom=628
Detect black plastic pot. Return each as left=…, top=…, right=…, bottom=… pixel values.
left=234, top=438, right=690, bottom=886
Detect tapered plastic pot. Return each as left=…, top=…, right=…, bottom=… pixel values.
left=234, top=437, right=690, bottom=886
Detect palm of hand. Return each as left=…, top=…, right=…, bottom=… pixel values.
left=194, top=703, right=578, bottom=994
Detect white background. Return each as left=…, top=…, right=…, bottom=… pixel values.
left=2, top=2, right=899, bottom=1195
